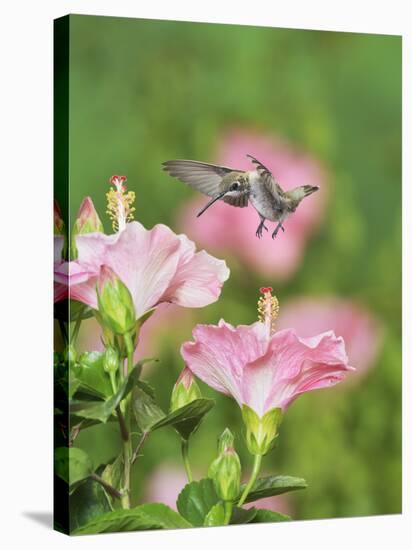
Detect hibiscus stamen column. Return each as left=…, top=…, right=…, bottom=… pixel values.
left=106, top=175, right=136, bottom=232
left=257, top=286, right=279, bottom=337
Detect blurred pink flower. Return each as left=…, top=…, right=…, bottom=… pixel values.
left=144, top=464, right=191, bottom=510
left=277, top=297, right=382, bottom=377
left=54, top=220, right=229, bottom=317
left=181, top=289, right=353, bottom=417
left=180, top=129, right=327, bottom=279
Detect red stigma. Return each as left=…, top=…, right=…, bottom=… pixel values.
left=110, top=175, right=127, bottom=185
left=259, top=286, right=273, bottom=295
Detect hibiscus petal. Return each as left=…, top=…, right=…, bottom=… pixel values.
left=181, top=321, right=268, bottom=407
left=243, top=329, right=354, bottom=413
left=161, top=234, right=229, bottom=308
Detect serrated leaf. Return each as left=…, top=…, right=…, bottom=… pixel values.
left=69, top=477, right=112, bottom=531
left=152, top=398, right=215, bottom=440
left=54, top=447, right=94, bottom=488
left=72, top=503, right=191, bottom=534
left=73, top=352, right=113, bottom=399
left=250, top=509, right=291, bottom=522
left=132, top=386, right=166, bottom=432
left=242, top=475, right=307, bottom=503
left=203, top=502, right=225, bottom=526
left=230, top=506, right=257, bottom=524
left=70, top=366, right=141, bottom=423
left=176, top=478, right=219, bottom=527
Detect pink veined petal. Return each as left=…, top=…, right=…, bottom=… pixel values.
left=104, top=222, right=182, bottom=317
left=181, top=321, right=268, bottom=406
left=243, top=329, right=354, bottom=414
left=74, top=222, right=182, bottom=316
left=54, top=282, right=68, bottom=303
left=161, top=234, right=229, bottom=307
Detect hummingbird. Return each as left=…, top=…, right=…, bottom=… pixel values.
left=162, top=155, right=319, bottom=239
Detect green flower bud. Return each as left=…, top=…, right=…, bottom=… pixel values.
left=208, top=445, right=241, bottom=502
left=217, top=427, right=235, bottom=454
left=103, top=346, right=119, bottom=374
left=73, top=197, right=104, bottom=236
left=170, top=367, right=202, bottom=412
left=96, top=265, right=136, bottom=335
left=242, top=405, right=283, bottom=456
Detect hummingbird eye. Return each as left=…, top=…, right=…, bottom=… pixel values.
left=230, top=182, right=240, bottom=191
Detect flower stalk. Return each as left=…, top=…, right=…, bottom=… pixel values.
left=237, top=453, right=262, bottom=507
left=181, top=439, right=193, bottom=483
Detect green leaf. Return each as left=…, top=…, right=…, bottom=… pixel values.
left=73, top=352, right=113, bottom=399
left=152, top=398, right=215, bottom=440
left=176, top=478, right=219, bottom=527
left=72, top=503, right=191, bottom=534
left=230, top=506, right=257, bottom=524
left=134, top=357, right=158, bottom=372
left=242, top=475, right=307, bottom=503
left=250, top=509, right=291, bottom=523
left=70, top=366, right=141, bottom=423
left=132, top=386, right=166, bottom=432
left=70, top=477, right=112, bottom=531
left=203, top=502, right=225, bottom=526
left=101, top=454, right=123, bottom=509
left=54, top=447, right=94, bottom=490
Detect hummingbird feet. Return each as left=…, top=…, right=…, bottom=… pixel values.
left=271, top=222, right=285, bottom=239
left=256, top=220, right=269, bottom=239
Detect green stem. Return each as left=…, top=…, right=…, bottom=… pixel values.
left=58, top=319, right=68, bottom=346
left=120, top=332, right=135, bottom=509
left=237, top=454, right=262, bottom=507
left=90, top=473, right=122, bottom=500
left=181, top=439, right=193, bottom=483
left=109, top=371, right=117, bottom=394
left=223, top=501, right=233, bottom=525
left=70, top=310, right=83, bottom=345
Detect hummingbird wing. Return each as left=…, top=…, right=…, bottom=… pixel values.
left=246, top=154, right=284, bottom=201
left=162, top=159, right=242, bottom=197
left=223, top=193, right=249, bottom=207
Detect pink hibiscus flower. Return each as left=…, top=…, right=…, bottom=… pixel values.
left=181, top=288, right=353, bottom=418
left=53, top=184, right=230, bottom=317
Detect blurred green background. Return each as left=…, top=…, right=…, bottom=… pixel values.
left=64, top=15, right=401, bottom=520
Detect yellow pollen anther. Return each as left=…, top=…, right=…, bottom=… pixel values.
left=106, top=175, right=135, bottom=232
left=257, top=287, right=279, bottom=336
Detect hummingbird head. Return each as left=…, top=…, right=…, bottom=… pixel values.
left=196, top=173, right=249, bottom=217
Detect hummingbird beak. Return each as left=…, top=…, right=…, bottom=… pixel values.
left=196, top=191, right=226, bottom=217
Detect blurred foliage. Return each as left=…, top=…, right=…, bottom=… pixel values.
left=63, top=15, right=401, bottom=520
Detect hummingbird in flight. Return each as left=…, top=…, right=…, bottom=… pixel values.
left=162, top=155, right=320, bottom=239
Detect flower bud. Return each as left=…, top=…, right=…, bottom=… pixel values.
left=242, top=405, right=283, bottom=456
left=96, top=265, right=136, bottom=335
left=73, top=197, right=104, bottom=236
left=103, top=345, right=120, bottom=374
left=170, top=367, right=202, bottom=412
left=208, top=441, right=241, bottom=502
left=217, top=427, right=235, bottom=454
